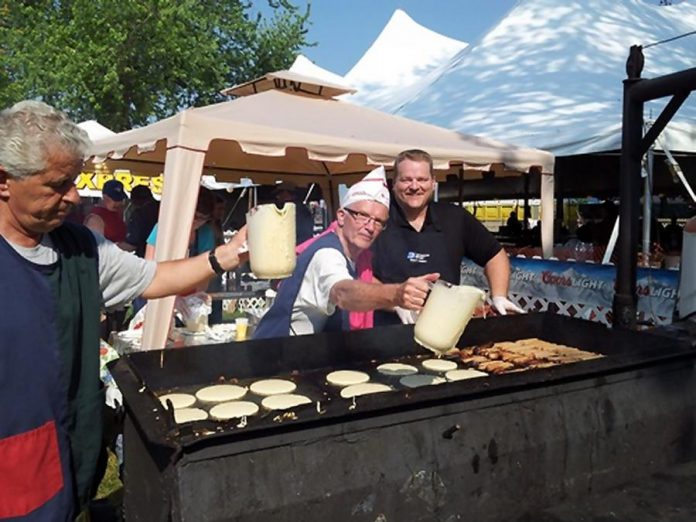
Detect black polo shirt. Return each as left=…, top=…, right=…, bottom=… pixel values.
left=372, top=200, right=502, bottom=285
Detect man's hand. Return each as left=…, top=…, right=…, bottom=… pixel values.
left=491, top=295, right=524, bottom=315
left=215, top=226, right=249, bottom=271
left=397, top=273, right=440, bottom=310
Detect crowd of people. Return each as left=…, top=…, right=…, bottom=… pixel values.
left=500, top=196, right=692, bottom=266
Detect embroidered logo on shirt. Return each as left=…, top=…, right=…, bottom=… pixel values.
left=407, top=251, right=430, bottom=264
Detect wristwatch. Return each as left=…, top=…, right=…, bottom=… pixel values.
left=208, top=249, right=226, bottom=276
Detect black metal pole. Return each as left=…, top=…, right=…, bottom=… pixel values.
left=613, top=46, right=644, bottom=329
left=523, top=171, right=530, bottom=231
left=630, top=67, right=696, bottom=102
left=458, top=167, right=464, bottom=206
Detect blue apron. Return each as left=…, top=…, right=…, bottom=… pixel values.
left=0, top=224, right=101, bottom=521
left=254, top=232, right=355, bottom=339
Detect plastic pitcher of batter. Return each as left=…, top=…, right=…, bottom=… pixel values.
left=414, top=281, right=486, bottom=354
left=246, top=202, right=297, bottom=279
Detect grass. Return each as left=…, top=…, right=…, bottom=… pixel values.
left=92, top=451, right=123, bottom=521
left=96, top=450, right=122, bottom=499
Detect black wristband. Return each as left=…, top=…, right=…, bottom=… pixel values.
left=208, top=249, right=226, bottom=276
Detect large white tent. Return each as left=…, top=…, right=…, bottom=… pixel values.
left=395, top=0, right=696, bottom=156
left=342, top=9, right=468, bottom=114
left=89, top=74, right=553, bottom=349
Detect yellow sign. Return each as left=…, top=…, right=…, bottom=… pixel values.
left=77, top=169, right=164, bottom=196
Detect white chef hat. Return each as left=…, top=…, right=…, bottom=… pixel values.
left=340, top=166, right=390, bottom=210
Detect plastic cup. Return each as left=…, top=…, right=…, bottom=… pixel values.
left=235, top=317, right=249, bottom=341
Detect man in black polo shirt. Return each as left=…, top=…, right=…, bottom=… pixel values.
left=372, top=149, right=522, bottom=324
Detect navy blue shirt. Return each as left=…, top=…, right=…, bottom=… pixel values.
left=372, top=200, right=502, bottom=286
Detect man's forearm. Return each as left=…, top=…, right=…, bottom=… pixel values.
left=330, top=272, right=438, bottom=312
left=484, top=249, right=511, bottom=297
left=141, top=251, right=218, bottom=299
left=141, top=227, right=247, bottom=299
left=329, top=279, right=399, bottom=311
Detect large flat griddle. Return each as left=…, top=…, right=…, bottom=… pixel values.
left=111, top=312, right=694, bottom=450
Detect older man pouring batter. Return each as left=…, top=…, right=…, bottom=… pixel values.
left=254, top=167, right=438, bottom=339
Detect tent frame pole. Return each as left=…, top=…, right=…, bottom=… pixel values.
left=614, top=45, right=696, bottom=329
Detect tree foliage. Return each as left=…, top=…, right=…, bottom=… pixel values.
left=0, top=0, right=311, bottom=130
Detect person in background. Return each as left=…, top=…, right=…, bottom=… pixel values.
left=254, top=166, right=438, bottom=339
left=210, top=192, right=227, bottom=246
left=0, top=100, right=248, bottom=521
left=662, top=215, right=684, bottom=254
left=145, top=187, right=216, bottom=261
left=371, top=149, right=523, bottom=325
left=123, top=184, right=159, bottom=257
left=593, top=200, right=618, bottom=245
left=273, top=180, right=315, bottom=244
left=207, top=192, right=228, bottom=323
left=85, top=179, right=132, bottom=334
left=506, top=209, right=522, bottom=238
left=83, top=179, right=128, bottom=245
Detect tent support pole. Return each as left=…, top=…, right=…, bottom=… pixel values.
left=327, top=178, right=336, bottom=216
left=523, top=171, right=530, bottom=230
left=458, top=168, right=464, bottom=206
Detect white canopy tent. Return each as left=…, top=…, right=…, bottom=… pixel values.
left=342, top=9, right=468, bottom=114
left=394, top=0, right=696, bottom=156
left=88, top=74, right=553, bottom=349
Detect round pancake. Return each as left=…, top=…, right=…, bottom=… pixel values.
left=159, top=393, right=195, bottom=410
left=340, top=383, right=392, bottom=398
left=376, top=363, right=418, bottom=376
left=249, top=379, right=297, bottom=396
left=326, top=370, right=370, bottom=386
left=399, top=374, right=446, bottom=388
left=173, top=408, right=208, bottom=424
left=261, top=394, right=312, bottom=410
left=209, top=401, right=259, bottom=420
left=421, top=359, right=458, bottom=372
left=195, top=384, right=247, bottom=403
left=445, top=368, right=488, bottom=381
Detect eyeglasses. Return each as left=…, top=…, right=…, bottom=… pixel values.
left=343, top=208, right=387, bottom=230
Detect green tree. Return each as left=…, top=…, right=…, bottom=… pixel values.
left=0, top=0, right=311, bottom=131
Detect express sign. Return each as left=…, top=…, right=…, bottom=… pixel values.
left=76, top=170, right=164, bottom=197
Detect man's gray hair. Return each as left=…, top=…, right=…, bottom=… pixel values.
left=0, top=100, right=91, bottom=179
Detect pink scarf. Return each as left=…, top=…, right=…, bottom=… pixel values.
left=296, top=221, right=374, bottom=329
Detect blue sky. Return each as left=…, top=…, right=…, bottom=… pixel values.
left=282, top=1, right=520, bottom=75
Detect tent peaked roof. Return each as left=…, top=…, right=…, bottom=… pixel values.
left=89, top=88, right=553, bottom=177
left=396, top=0, right=696, bottom=156
left=343, top=8, right=468, bottom=113
left=221, top=70, right=355, bottom=99
left=77, top=120, right=116, bottom=140
left=289, top=54, right=349, bottom=87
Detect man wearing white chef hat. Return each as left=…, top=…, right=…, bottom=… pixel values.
left=254, top=166, right=439, bottom=338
